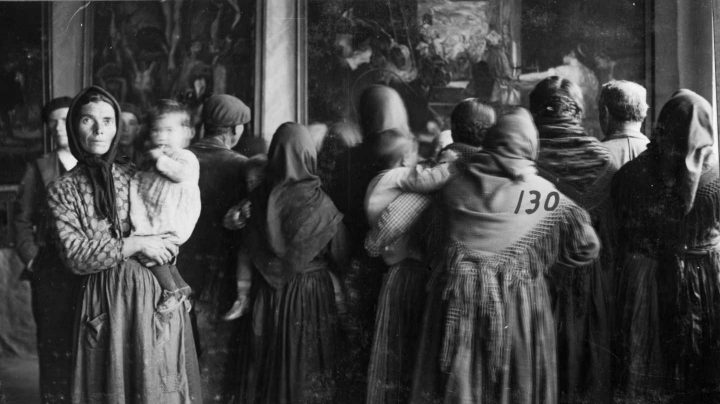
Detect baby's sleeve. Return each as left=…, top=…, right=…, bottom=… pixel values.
left=156, top=149, right=200, bottom=183
left=396, top=162, right=456, bottom=193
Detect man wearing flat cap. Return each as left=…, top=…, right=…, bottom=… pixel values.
left=178, top=94, right=251, bottom=401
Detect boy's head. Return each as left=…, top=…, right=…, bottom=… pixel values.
left=375, top=127, right=417, bottom=170
left=119, top=102, right=142, bottom=147
left=451, top=98, right=496, bottom=147
left=147, top=99, right=194, bottom=150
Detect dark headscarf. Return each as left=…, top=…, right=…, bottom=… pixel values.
left=358, top=85, right=410, bottom=145
left=328, top=86, right=411, bottom=245
left=66, top=86, right=126, bottom=238
left=650, top=89, right=715, bottom=214
left=529, top=77, right=614, bottom=200
left=263, top=122, right=343, bottom=272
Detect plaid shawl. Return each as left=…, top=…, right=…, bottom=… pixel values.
left=536, top=117, right=615, bottom=209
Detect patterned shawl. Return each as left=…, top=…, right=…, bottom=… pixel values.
left=535, top=116, right=615, bottom=209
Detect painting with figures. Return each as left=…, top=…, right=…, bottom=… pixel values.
left=91, top=0, right=255, bottom=138
left=308, top=0, right=646, bottom=144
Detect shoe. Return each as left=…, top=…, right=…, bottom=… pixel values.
left=222, top=297, right=249, bottom=321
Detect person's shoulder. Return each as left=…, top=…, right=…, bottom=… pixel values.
left=35, top=151, right=56, bottom=167
left=613, top=150, right=654, bottom=186
left=47, top=165, right=83, bottom=196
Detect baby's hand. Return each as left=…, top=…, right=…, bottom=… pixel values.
left=438, top=149, right=459, bottom=163
left=147, top=147, right=165, bottom=161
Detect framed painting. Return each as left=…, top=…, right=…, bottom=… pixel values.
left=0, top=2, right=52, bottom=185
left=89, top=0, right=256, bottom=137
left=306, top=0, right=648, bottom=140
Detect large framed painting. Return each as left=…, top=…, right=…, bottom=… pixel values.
left=306, top=0, right=648, bottom=140
left=89, top=0, right=256, bottom=137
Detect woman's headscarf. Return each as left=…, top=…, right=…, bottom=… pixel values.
left=264, top=122, right=343, bottom=270
left=329, top=85, right=411, bottom=244
left=650, top=89, right=715, bottom=214
left=445, top=108, right=544, bottom=253
left=317, top=122, right=361, bottom=187
left=469, top=108, right=538, bottom=179
left=358, top=85, right=410, bottom=144
left=66, top=85, right=126, bottom=238
left=530, top=77, right=614, bottom=200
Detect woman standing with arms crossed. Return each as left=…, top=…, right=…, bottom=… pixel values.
left=47, top=86, right=201, bottom=403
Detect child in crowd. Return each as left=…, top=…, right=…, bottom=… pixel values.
left=129, top=99, right=200, bottom=313
left=364, top=127, right=457, bottom=264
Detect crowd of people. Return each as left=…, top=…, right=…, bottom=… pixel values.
left=12, top=74, right=720, bottom=404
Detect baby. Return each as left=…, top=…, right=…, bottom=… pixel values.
left=129, top=99, right=200, bottom=313
left=364, top=127, right=457, bottom=265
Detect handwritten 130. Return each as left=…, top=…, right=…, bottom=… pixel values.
left=514, top=190, right=560, bottom=214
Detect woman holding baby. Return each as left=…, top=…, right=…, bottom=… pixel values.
left=46, top=86, right=202, bottom=403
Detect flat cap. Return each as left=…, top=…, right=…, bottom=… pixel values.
left=202, top=94, right=251, bottom=129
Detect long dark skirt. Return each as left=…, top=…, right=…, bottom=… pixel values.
left=261, top=267, right=341, bottom=404
left=232, top=276, right=277, bottom=404
left=366, top=259, right=428, bottom=404
left=336, top=253, right=387, bottom=404
left=31, top=247, right=81, bottom=404
left=177, top=251, right=239, bottom=403
left=71, top=258, right=201, bottom=404
left=614, top=253, right=669, bottom=403
left=549, top=259, right=611, bottom=404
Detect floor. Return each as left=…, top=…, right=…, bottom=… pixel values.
left=0, top=356, right=40, bottom=404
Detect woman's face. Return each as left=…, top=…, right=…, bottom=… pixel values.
left=119, top=112, right=140, bottom=146
left=47, top=107, right=69, bottom=148
left=77, top=101, right=117, bottom=155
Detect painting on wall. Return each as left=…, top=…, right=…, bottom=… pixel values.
left=519, top=0, right=647, bottom=138
left=307, top=0, right=520, bottom=132
left=0, top=2, right=50, bottom=185
left=416, top=0, right=491, bottom=83
left=306, top=0, right=646, bottom=141
left=91, top=0, right=255, bottom=135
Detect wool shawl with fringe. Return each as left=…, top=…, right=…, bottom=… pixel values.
left=440, top=108, right=600, bottom=376
left=535, top=116, right=616, bottom=210
left=247, top=122, right=343, bottom=289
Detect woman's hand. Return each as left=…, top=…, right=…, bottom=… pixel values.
left=123, top=235, right=178, bottom=266
left=223, top=199, right=252, bottom=230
